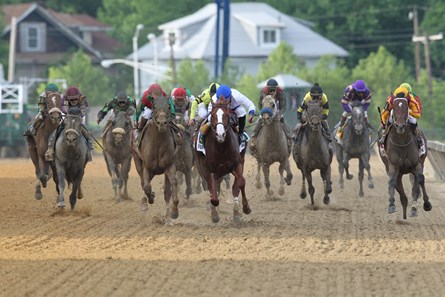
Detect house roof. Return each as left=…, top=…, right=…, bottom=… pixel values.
left=135, top=2, right=348, bottom=61
left=1, top=3, right=119, bottom=58
left=257, top=74, right=312, bottom=89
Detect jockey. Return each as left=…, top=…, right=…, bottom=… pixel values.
left=188, top=83, right=219, bottom=126
left=336, top=79, right=372, bottom=140
left=23, top=83, right=60, bottom=136
left=171, top=87, right=191, bottom=122
left=45, top=86, right=93, bottom=162
left=379, top=86, right=423, bottom=146
left=203, top=84, right=255, bottom=143
left=251, top=78, right=292, bottom=148
left=400, top=82, right=423, bottom=115
left=96, top=91, right=137, bottom=130
left=293, top=83, right=331, bottom=142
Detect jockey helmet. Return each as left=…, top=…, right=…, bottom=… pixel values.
left=66, top=86, right=81, bottom=99
left=216, top=85, right=232, bottom=101
left=267, top=78, right=278, bottom=87
left=209, top=83, right=220, bottom=95
left=352, top=80, right=367, bottom=92
left=185, top=88, right=192, bottom=97
left=400, top=83, right=412, bottom=93
left=45, top=83, right=59, bottom=92
left=147, top=83, right=165, bottom=97
left=310, top=82, right=323, bottom=97
left=173, top=87, right=187, bottom=99
left=393, top=86, right=409, bottom=98
left=117, top=91, right=127, bottom=102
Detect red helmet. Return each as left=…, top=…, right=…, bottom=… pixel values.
left=147, top=84, right=166, bottom=97
left=173, top=87, right=187, bottom=99
left=66, top=86, right=81, bottom=99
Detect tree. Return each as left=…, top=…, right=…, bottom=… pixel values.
left=41, top=51, right=113, bottom=107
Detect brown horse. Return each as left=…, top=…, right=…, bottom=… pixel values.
left=132, top=96, right=179, bottom=224
left=102, top=110, right=133, bottom=203
left=378, top=97, right=431, bottom=219
left=292, top=100, right=333, bottom=206
left=251, top=95, right=292, bottom=196
left=25, top=92, right=63, bottom=200
left=194, top=96, right=251, bottom=223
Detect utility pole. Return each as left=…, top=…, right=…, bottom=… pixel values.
left=168, top=32, right=177, bottom=85
left=412, top=32, right=443, bottom=97
left=411, top=6, right=421, bottom=82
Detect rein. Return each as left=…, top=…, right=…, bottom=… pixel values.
left=389, top=134, right=414, bottom=147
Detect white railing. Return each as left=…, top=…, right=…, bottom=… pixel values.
left=0, top=84, right=23, bottom=114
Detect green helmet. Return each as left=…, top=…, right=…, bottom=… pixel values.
left=45, top=83, right=59, bottom=92
left=185, top=88, right=192, bottom=97
left=400, top=83, right=412, bottom=93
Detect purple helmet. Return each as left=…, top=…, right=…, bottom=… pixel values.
left=352, top=80, right=367, bottom=92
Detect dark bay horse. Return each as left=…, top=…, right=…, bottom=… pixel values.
left=194, top=97, right=251, bottom=223
left=26, top=92, right=63, bottom=200
left=292, top=100, right=333, bottom=206
left=334, top=103, right=374, bottom=197
left=251, top=95, right=292, bottom=196
left=378, top=97, right=431, bottom=219
left=132, top=96, right=179, bottom=224
left=173, top=111, right=194, bottom=200
left=54, top=107, right=88, bottom=210
left=102, top=110, right=133, bottom=202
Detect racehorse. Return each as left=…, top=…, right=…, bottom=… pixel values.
left=102, top=110, right=133, bottom=202
left=378, top=97, right=431, bottom=219
left=173, top=111, right=194, bottom=200
left=334, top=103, right=374, bottom=197
left=54, top=107, right=88, bottom=210
left=251, top=95, right=292, bottom=196
left=194, top=96, right=251, bottom=223
left=25, top=92, right=63, bottom=200
left=292, top=100, right=333, bottom=206
left=132, top=96, right=179, bottom=224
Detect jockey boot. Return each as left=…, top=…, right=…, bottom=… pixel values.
left=378, top=125, right=387, bottom=144
left=45, top=131, right=57, bottom=161
left=336, top=116, right=347, bottom=139
left=81, top=129, right=93, bottom=162
left=250, top=118, right=264, bottom=148
left=135, top=117, right=148, bottom=148
left=321, top=120, right=332, bottom=142
left=410, top=122, right=423, bottom=148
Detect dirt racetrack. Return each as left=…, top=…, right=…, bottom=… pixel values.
left=1, top=152, right=445, bottom=297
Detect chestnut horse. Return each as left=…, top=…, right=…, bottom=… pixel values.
left=378, top=97, right=431, bottom=219
left=194, top=96, right=251, bottom=223
left=26, top=92, right=63, bottom=200
left=132, top=96, right=179, bottom=224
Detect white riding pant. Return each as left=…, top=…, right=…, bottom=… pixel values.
left=197, top=102, right=208, bottom=120
left=140, top=107, right=153, bottom=120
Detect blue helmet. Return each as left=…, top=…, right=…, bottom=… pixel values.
left=216, top=85, right=232, bottom=100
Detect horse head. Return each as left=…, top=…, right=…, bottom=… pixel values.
left=152, top=96, right=171, bottom=131
left=64, top=107, right=83, bottom=147
left=46, top=92, right=63, bottom=125
left=260, top=95, right=278, bottom=125
left=351, top=106, right=365, bottom=135
left=305, top=100, right=323, bottom=131
left=392, top=97, right=409, bottom=134
left=210, top=96, right=231, bottom=143
left=111, top=110, right=131, bottom=145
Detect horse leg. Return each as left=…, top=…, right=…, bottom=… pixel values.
left=55, top=166, right=66, bottom=208
left=321, top=166, right=332, bottom=205
left=395, top=174, right=408, bottom=219
left=184, top=168, right=192, bottom=200
left=358, top=158, right=365, bottom=198
left=209, top=173, right=220, bottom=223
left=69, top=178, right=82, bottom=210
left=192, top=166, right=202, bottom=194
left=338, top=157, right=345, bottom=189
left=364, top=154, right=374, bottom=189
left=343, top=152, right=353, bottom=180
left=224, top=174, right=231, bottom=190
left=141, top=167, right=154, bottom=211
left=278, top=163, right=285, bottom=196
left=38, top=157, right=48, bottom=188
left=233, top=163, right=251, bottom=217
left=165, top=165, right=179, bottom=220
left=415, top=164, right=432, bottom=212
left=409, top=174, right=420, bottom=217
left=300, top=170, right=307, bottom=199
left=283, top=158, right=293, bottom=186
left=255, top=160, right=262, bottom=189
left=387, top=166, right=398, bottom=214
left=107, top=157, right=120, bottom=202
left=122, top=159, right=131, bottom=200
left=262, top=163, right=273, bottom=196
left=306, top=171, right=315, bottom=206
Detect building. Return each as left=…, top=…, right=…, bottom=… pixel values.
left=132, top=2, right=348, bottom=89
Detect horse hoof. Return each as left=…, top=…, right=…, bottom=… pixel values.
left=255, top=181, right=262, bottom=189
left=359, top=192, right=364, bottom=198
left=278, top=187, right=285, bottom=196
left=409, top=207, right=418, bottom=217
left=56, top=201, right=65, bottom=208
left=170, top=209, right=179, bottom=219
left=323, top=196, right=330, bottom=205
left=347, top=174, right=353, bottom=180
left=35, top=193, right=43, bottom=200
left=339, top=184, right=344, bottom=189
left=243, top=205, right=252, bottom=215
left=388, top=205, right=396, bottom=214
left=368, top=183, right=374, bottom=189
left=285, top=173, right=293, bottom=185
left=233, top=215, right=243, bottom=225
left=211, top=215, right=220, bottom=223
left=300, top=192, right=307, bottom=199
left=423, top=201, right=432, bottom=212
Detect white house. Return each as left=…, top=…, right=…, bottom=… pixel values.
left=131, top=2, right=348, bottom=89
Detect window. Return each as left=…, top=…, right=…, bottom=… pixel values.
left=260, top=27, right=280, bottom=47
left=20, top=23, right=46, bottom=52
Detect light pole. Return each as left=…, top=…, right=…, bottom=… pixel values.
left=168, top=32, right=177, bottom=84
left=100, top=59, right=171, bottom=80
left=133, top=24, right=144, bottom=99
left=147, top=33, right=158, bottom=82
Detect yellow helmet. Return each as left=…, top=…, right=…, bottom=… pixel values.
left=393, top=86, right=409, bottom=98
left=399, top=83, right=412, bottom=93
left=208, top=83, right=220, bottom=95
